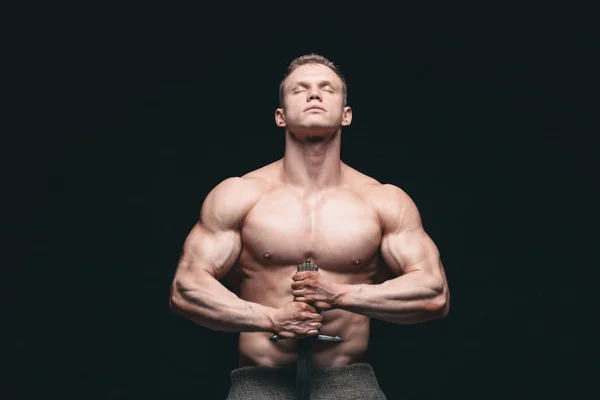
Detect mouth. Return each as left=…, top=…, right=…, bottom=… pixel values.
left=305, top=106, right=326, bottom=112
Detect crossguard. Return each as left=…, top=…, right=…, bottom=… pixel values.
left=269, top=334, right=343, bottom=343
left=269, top=259, right=343, bottom=344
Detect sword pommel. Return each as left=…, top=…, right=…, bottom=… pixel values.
left=298, top=259, right=318, bottom=272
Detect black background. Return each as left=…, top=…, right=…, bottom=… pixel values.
left=5, top=3, right=596, bottom=399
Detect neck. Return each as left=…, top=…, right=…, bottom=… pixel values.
left=282, top=130, right=343, bottom=191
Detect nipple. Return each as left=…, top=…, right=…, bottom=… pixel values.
left=263, top=252, right=271, bottom=259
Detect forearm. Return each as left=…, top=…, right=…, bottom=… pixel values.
left=170, top=271, right=275, bottom=332
left=336, top=272, right=448, bottom=324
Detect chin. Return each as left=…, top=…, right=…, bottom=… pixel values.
left=304, top=135, right=327, bottom=143
left=297, top=126, right=333, bottom=134
left=290, top=128, right=339, bottom=143
left=300, top=123, right=339, bottom=132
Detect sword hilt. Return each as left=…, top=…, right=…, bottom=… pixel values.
left=269, top=260, right=343, bottom=344
left=297, top=259, right=318, bottom=272
left=269, top=259, right=343, bottom=343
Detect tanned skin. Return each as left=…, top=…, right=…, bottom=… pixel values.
left=170, top=63, right=450, bottom=367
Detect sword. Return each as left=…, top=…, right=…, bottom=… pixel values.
left=268, top=259, right=344, bottom=400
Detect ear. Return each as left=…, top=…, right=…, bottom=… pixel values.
left=341, top=106, right=352, bottom=126
left=275, top=108, right=286, bottom=127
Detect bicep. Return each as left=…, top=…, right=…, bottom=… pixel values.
left=380, top=227, right=440, bottom=276
left=177, top=222, right=242, bottom=281
left=376, top=185, right=441, bottom=277
left=175, top=177, right=258, bottom=282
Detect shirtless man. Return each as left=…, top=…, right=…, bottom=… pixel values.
left=169, top=54, right=450, bottom=399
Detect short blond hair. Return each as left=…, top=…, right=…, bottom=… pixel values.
left=279, top=54, right=347, bottom=107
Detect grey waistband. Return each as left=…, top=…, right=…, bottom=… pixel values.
left=227, top=362, right=387, bottom=400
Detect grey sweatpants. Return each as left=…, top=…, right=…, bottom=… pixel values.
left=226, top=362, right=387, bottom=400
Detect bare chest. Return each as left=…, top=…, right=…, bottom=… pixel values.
left=240, top=189, right=382, bottom=272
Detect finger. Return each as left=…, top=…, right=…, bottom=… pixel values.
left=292, top=289, right=307, bottom=297
left=302, top=311, right=322, bottom=321
left=294, top=296, right=307, bottom=304
left=301, top=311, right=316, bottom=320
left=306, top=329, right=319, bottom=337
left=292, top=280, right=314, bottom=290
left=293, top=272, right=309, bottom=281
left=295, top=300, right=317, bottom=313
left=295, top=298, right=319, bottom=311
left=294, top=271, right=318, bottom=280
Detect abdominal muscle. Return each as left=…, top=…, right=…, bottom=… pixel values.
left=238, top=311, right=370, bottom=367
left=235, top=269, right=372, bottom=368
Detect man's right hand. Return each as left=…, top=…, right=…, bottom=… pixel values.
left=270, top=301, right=323, bottom=339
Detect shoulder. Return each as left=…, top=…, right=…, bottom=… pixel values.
left=201, top=175, right=271, bottom=231
left=343, top=163, right=414, bottom=210
left=356, top=180, right=421, bottom=233
left=207, top=159, right=281, bottom=201
left=207, top=176, right=268, bottom=200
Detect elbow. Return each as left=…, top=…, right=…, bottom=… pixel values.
left=169, top=279, right=191, bottom=315
left=437, top=293, right=450, bottom=319
left=169, top=283, right=182, bottom=313
left=426, top=280, right=450, bottom=319
left=424, top=293, right=448, bottom=320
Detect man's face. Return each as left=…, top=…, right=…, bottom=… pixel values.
left=275, top=64, right=352, bottom=136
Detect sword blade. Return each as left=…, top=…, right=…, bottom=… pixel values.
left=296, top=338, right=312, bottom=400
left=296, top=260, right=318, bottom=399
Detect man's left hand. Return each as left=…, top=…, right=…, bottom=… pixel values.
left=292, top=271, right=340, bottom=311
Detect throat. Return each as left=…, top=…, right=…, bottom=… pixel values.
left=282, top=151, right=343, bottom=190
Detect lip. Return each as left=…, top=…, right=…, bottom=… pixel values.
left=304, top=106, right=326, bottom=112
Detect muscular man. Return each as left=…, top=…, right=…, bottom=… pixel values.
left=170, top=54, right=450, bottom=399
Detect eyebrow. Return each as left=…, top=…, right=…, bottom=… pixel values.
left=289, top=80, right=337, bottom=90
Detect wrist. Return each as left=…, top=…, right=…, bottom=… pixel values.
left=249, top=302, right=278, bottom=332
left=333, top=283, right=356, bottom=309
left=265, top=305, right=280, bottom=333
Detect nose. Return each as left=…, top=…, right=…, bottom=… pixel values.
left=307, top=88, right=322, bottom=101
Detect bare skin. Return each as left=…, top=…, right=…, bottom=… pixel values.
left=170, top=62, right=450, bottom=368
